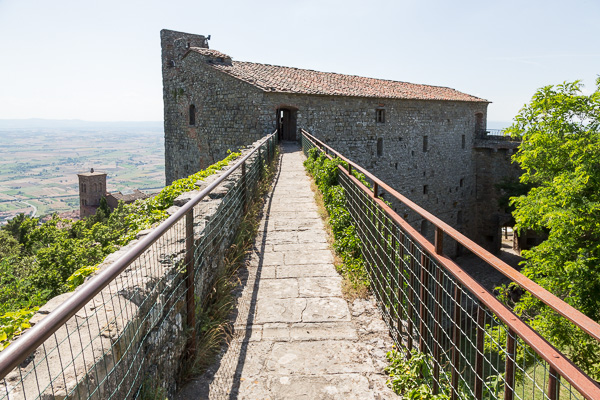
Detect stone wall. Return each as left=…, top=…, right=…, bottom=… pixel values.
left=161, top=30, right=263, bottom=184
left=1, top=139, right=271, bottom=399
left=473, top=139, right=522, bottom=252
left=264, top=94, right=487, bottom=253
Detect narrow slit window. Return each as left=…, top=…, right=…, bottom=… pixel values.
left=423, top=185, right=429, bottom=195
left=189, top=104, right=196, bottom=125
left=376, top=109, right=385, bottom=123
left=423, top=135, right=429, bottom=152
left=377, top=138, right=383, bottom=157
left=462, top=134, right=466, bottom=149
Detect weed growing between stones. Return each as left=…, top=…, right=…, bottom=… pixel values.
left=385, top=349, right=452, bottom=400
left=303, top=148, right=369, bottom=299
left=179, top=146, right=280, bottom=384
left=139, top=378, right=169, bottom=400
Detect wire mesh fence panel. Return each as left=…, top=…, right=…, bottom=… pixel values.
left=0, top=134, right=277, bottom=400
left=302, top=130, right=600, bottom=400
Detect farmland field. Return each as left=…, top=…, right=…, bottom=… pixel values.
left=0, top=120, right=165, bottom=224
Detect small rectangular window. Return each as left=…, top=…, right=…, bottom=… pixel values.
left=423, top=185, right=429, bottom=194
left=423, top=135, right=428, bottom=152
left=459, top=178, right=464, bottom=187
left=377, top=138, right=383, bottom=157
left=189, top=104, right=196, bottom=126
left=462, top=134, right=466, bottom=149
left=376, top=109, right=385, bottom=123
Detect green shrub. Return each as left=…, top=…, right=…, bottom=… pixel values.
left=303, top=147, right=369, bottom=291
left=385, top=349, right=450, bottom=400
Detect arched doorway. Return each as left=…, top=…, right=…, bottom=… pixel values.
left=276, top=107, right=297, bottom=141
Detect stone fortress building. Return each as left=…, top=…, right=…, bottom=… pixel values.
left=160, top=29, right=520, bottom=254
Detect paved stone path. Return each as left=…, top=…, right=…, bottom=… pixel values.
left=177, top=143, right=397, bottom=399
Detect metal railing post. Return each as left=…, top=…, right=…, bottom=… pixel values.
left=504, top=329, right=516, bottom=400
left=185, top=209, right=196, bottom=357
left=419, top=253, right=428, bottom=354
left=433, top=265, right=442, bottom=394
left=451, top=284, right=462, bottom=400
left=258, top=147, right=263, bottom=179
left=474, top=305, right=486, bottom=399
left=241, top=161, right=247, bottom=212
left=434, top=227, right=443, bottom=255
left=407, top=241, right=416, bottom=355
left=548, top=367, right=560, bottom=400
left=397, top=228, right=406, bottom=342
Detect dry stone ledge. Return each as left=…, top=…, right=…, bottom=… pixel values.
left=1, top=139, right=271, bottom=400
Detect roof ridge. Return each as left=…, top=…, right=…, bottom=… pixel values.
left=231, top=60, right=459, bottom=91
left=192, top=51, right=488, bottom=103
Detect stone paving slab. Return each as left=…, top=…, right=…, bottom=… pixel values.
left=176, top=142, right=397, bottom=399
left=255, top=298, right=306, bottom=324
left=265, top=340, right=375, bottom=375
left=276, top=264, right=338, bottom=278
left=256, top=278, right=299, bottom=298
left=271, top=242, right=330, bottom=252
left=302, top=298, right=351, bottom=322
left=298, top=276, right=343, bottom=297
left=267, top=374, right=375, bottom=400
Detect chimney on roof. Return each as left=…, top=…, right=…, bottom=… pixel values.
left=90, top=168, right=94, bottom=173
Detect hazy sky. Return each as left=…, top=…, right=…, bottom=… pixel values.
left=0, top=0, right=598, bottom=125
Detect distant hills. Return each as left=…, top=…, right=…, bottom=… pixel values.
left=0, top=119, right=164, bottom=132
left=487, top=121, right=512, bottom=130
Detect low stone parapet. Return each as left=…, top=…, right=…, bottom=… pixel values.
left=1, top=137, right=274, bottom=399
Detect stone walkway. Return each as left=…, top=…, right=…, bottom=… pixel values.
left=177, top=142, right=397, bottom=399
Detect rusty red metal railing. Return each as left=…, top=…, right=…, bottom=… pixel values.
left=0, top=132, right=277, bottom=399
left=302, top=129, right=600, bottom=400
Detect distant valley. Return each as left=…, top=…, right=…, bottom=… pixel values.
left=0, top=119, right=165, bottom=224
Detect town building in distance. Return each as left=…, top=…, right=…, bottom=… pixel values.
left=77, top=168, right=150, bottom=219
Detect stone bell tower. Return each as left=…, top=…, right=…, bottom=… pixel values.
left=77, top=168, right=107, bottom=219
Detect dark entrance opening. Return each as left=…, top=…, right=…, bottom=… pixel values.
left=277, top=107, right=297, bottom=141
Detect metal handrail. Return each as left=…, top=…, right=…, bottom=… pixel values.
left=0, top=131, right=277, bottom=380
left=302, top=129, right=600, bottom=400
left=476, top=129, right=520, bottom=141
left=301, top=129, right=600, bottom=344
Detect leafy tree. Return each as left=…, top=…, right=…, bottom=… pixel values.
left=0, top=230, right=21, bottom=261
left=505, top=78, right=600, bottom=377
left=1, top=213, right=39, bottom=251
left=98, top=196, right=110, bottom=217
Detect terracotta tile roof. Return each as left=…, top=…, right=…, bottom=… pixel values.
left=107, top=189, right=149, bottom=203
left=186, top=47, right=231, bottom=60
left=204, top=58, right=487, bottom=102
